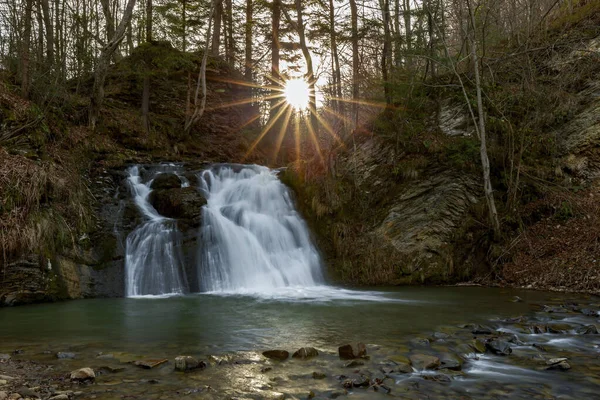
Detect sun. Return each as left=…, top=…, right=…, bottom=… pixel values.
left=283, top=79, right=310, bottom=110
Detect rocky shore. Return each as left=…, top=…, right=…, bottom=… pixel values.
left=1, top=298, right=598, bottom=399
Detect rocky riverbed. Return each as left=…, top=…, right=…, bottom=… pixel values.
left=1, top=296, right=599, bottom=399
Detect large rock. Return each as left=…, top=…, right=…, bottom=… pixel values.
left=262, top=350, right=289, bottom=361
left=174, top=356, right=206, bottom=371
left=338, top=343, right=367, bottom=360
left=149, top=186, right=207, bottom=223
left=150, top=173, right=182, bottom=190
left=70, top=368, right=95, bottom=382
left=292, top=347, right=319, bottom=359
left=485, top=340, right=512, bottom=356
left=409, top=354, right=440, bottom=370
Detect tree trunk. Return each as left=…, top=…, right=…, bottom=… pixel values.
left=244, top=0, right=253, bottom=80
left=381, top=0, right=392, bottom=105
left=403, top=0, right=412, bottom=68
left=89, top=0, right=138, bottom=129
left=211, top=0, right=223, bottom=56
left=468, top=0, right=501, bottom=239
left=40, top=0, right=54, bottom=69
left=185, top=0, right=221, bottom=134
left=21, top=0, right=33, bottom=98
left=270, top=0, right=281, bottom=121
left=329, top=0, right=342, bottom=113
left=182, top=0, right=187, bottom=51
left=225, top=0, right=234, bottom=65
left=100, top=0, right=123, bottom=61
left=349, top=0, right=359, bottom=126
left=142, top=0, right=153, bottom=135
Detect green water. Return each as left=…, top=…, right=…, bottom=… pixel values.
left=1, top=286, right=599, bottom=399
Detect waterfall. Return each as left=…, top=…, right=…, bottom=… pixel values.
left=125, top=166, right=189, bottom=297
left=198, top=165, right=324, bottom=293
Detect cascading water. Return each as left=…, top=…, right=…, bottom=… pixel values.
left=125, top=165, right=189, bottom=297
left=198, top=165, right=324, bottom=293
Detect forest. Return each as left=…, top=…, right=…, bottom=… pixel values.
left=0, top=1, right=600, bottom=398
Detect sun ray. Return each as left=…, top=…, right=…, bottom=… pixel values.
left=305, top=113, right=324, bottom=164
left=308, top=107, right=344, bottom=147
left=321, top=105, right=354, bottom=126
left=244, top=101, right=290, bottom=159
left=272, top=105, right=294, bottom=163
left=205, top=93, right=284, bottom=111
left=294, top=112, right=301, bottom=166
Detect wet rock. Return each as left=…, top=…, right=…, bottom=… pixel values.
left=49, top=395, right=69, bottom=400
left=175, top=356, right=205, bottom=371
left=12, top=350, right=23, bottom=355
left=17, top=388, right=40, bottom=399
left=0, top=381, right=6, bottom=386
left=70, top=368, right=95, bottom=382
left=510, top=296, right=523, bottom=303
left=409, top=354, right=440, bottom=370
left=423, top=374, right=451, bottom=383
left=547, top=323, right=573, bottom=333
left=546, top=361, right=571, bottom=371
left=0, top=376, right=14, bottom=381
left=432, top=332, right=449, bottom=340
left=96, top=353, right=114, bottom=360
left=133, top=359, right=168, bottom=369
left=338, top=343, right=366, bottom=360
left=344, top=360, right=364, bottom=368
left=312, top=372, right=326, bottom=379
left=97, top=366, right=125, bottom=374
left=576, top=325, right=598, bottom=334
left=439, top=354, right=463, bottom=371
left=546, top=357, right=568, bottom=365
left=543, top=305, right=568, bottom=313
left=342, top=374, right=369, bottom=388
left=502, top=316, right=526, bottom=323
left=471, top=339, right=487, bottom=353
left=471, top=325, right=494, bottom=335
left=0, top=391, right=7, bottom=400
left=262, top=350, right=289, bottom=361
left=533, top=343, right=547, bottom=352
left=373, top=384, right=391, bottom=394
left=56, top=352, right=75, bottom=359
left=485, top=340, right=512, bottom=356
left=529, top=325, right=547, bottom=334
left=581, top=308, right=598, bottom=317
left=292, top=347, right=319, bottom=359
left=0, top=355, right=10, bottom=361
left=150, top=173, right=181, bottom=190
left=8, top=394, right=20, bottom=400
left=261, top=367, right=273, bottom=373
left=149, top=187, right=206, bottom=222
left=410, top=337, right=431, bottom=347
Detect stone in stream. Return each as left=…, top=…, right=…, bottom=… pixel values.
left=262, top=350, right=289, bottom=361
left=312, top=371, right=327, bottom=379
left=133, top=359, right=168, bottom=369
left=547, top=323, right=574, bottom=333
left=56, top=352, right=76, bottom=359
left=70, top=368, right=95, bottom=382
left=409, top=354, right=440, bottom=370
left=174, top=356, right=206, bottom=371
left=17, top=388, right=41, bottom=399
left=338, top=343, right=367, bottom=360
left=471, top=339, right=487, bottom=353
left=471, top=325, right=494, bottom=335
left=581, top=308, right=598, bottom=317
left=49, top=395, right=69, bottom=400
left=510, top=296, right=523, bottom=303
left=439, top=353, right=463, bottom=371
left=0, top=391, right=7, bottom=400
left=576, top=325, right=598, bottom=335
left=342, top=374, right=370, bottom=388
left=543, top=305, right=569, bottom=313
left=423, top=374, right=452, bottom=383
left=150, top=173, right=181, bottom=190
left=546, top=360, right=571, bottom=371
left=485, top=340, right=512, bottom=356
left=292, top=347, right=319, bottom=359
left=344, top=360, right=364, bottom=368
left=0, top=354, right=10, bottom=361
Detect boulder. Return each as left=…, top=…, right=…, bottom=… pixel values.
left=485, top=340, right=512, bottom=356
left=174, top=356, right=205, bottom=371
left=439, top=353, right=463, bottom=371
left=576, top=325, right=598, bottom=335
left=471, top=325, right=494, bottom=335
left=70, top=368, right=95, bottom=382
left=338, top=343, right=367, bottom=360
left=546, top=361, right=571, bottom=371
left=149, top=187, right=207, bottom=222
left=150, top=173, right=181, bottom=190
left=292, top=347, right=319, bottom=359
left=409, top=354, right=440, bottom=370
left=56, top=352, right=76, bottom=359
left=312, top=371, right=326, bottom=379
left=262, top=350, right=289, bottom=361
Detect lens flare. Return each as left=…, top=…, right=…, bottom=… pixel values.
left=284, top=79, right=310, bottom=110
